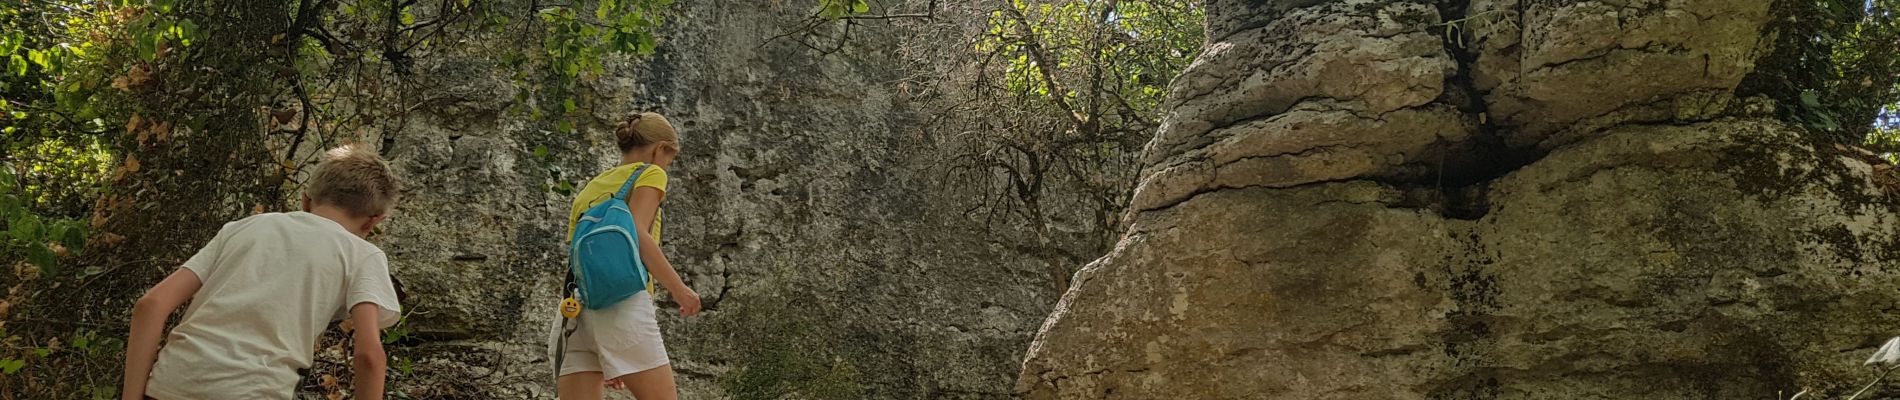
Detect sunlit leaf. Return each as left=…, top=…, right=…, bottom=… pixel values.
left=0, top=32, right=18, bottom=54
left=26, top=49, right=49, bottom=69
left=598, top=0, right=616, bottom=20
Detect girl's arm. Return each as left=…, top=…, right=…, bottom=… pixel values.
left=628, top=187, right=701, bottom=316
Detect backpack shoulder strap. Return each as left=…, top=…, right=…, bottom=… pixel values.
left=612, top=164, right=652, bottom=200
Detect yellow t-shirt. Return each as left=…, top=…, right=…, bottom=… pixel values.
left=568, top=162, right=668, bottom=243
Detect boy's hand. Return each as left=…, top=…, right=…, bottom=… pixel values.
left=675, top=287, right=702, bottom=317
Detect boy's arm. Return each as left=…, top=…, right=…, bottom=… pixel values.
left=122, top=269, right=202, bottom=400
left=628, top=187, right=699, bottom=316
left=349, top=302, right=388, bottom=400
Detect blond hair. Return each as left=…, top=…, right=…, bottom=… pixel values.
left=614, top=112, right=681, bottom=154
left=306, top=144, right=402, bottom=218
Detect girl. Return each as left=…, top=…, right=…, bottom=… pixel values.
left=556, top=112, right=701, bottom=400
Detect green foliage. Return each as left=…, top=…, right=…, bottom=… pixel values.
left=816, top=0, right=871, bottom=19
left=1, top=167, right=89, bottom=276
left=0, top=0, right=693, bottom=397
left=951, top=0, right=1202, bottom=250
left=0, top=1, right=124, bottom=219
left=511, top=0, right=675, bottom=134
left=60, top=329, right=121, bottom=358
left=535, top=0, right=672, bottom=80
left=718, top=303, right=865, bottom=400
left=1746, top=0, right=1900, bottom=147
left=970, top=0, right=1203, bottom=151
left=383, top=315, right=413, bottom=344
left=392, top=354, right=414, bottom=376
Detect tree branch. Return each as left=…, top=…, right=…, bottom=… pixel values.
left=1001, top=2, right=1088, bottom=130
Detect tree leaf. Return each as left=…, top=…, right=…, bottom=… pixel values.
left=28, top=242, right=57, bottom=271
left=11, top=214, right=42, bottom=241
left=636, top=32, right=657, bottom=54
left=818, top=0, right=846, bottom=19
left=597, top=0, right=615, bottom=20
left=135, top=32, right=158, bottom=60
left=26, top=49, right=49, bottom=69
left=178, top=19, right=200, bottom=46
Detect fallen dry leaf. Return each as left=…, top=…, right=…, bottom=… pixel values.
left=97, top=232, right=127, bottom=248
left=123, top=65, right=151, bottom=88
left=151, top=120, right=172, bottom=142
left=271, top=107, right=298, bottom=125
left=13, top=262, right=38, bottom=282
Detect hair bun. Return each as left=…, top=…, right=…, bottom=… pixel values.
left=614, top=112, right=681, bottom=154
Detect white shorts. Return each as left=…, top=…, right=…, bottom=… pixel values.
left=550, top=291, right=670, bottom=379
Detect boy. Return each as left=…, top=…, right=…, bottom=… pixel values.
left=121, top=145, right=404, bottom=400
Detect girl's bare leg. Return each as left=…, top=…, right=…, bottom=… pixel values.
left=614, top=364, right=679, bottom=400
left=558, top=371, right=606, bottom=400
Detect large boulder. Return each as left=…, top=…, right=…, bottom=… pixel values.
left=1019, top=0, right=1900, bottom=398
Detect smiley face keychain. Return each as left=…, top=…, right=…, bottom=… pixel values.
left=560, top=296, right=582, bottom=318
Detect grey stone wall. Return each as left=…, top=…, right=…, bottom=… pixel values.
left=363, top=3, right=1063, bottom=398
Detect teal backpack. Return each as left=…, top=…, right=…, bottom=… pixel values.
left=566, top=164, right=653, bottom=310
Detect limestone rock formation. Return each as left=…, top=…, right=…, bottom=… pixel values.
left=360, top=3, right=1065, bottom=398
left=1020, top=0, right=1900, bottom=398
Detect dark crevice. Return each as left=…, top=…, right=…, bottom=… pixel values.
left=1407, top=0, right=1542, bottom=221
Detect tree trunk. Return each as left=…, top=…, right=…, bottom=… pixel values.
left=1020, top=0, right=1900, bottom=398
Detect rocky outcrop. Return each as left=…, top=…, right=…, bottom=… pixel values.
left=1021, top=0, right=1900, bottom=398
left=363, top=3, right=1064, bottom=399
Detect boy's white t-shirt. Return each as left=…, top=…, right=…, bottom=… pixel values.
left=145, top=212, right=402, bottom=400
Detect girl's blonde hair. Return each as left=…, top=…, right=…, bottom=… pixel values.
left=615, top=112, right=680, bottom=154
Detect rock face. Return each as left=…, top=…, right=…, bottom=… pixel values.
left=1020, top=0, right=1900, bottom=398
left=367, top=3, right=1063, bottom=399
